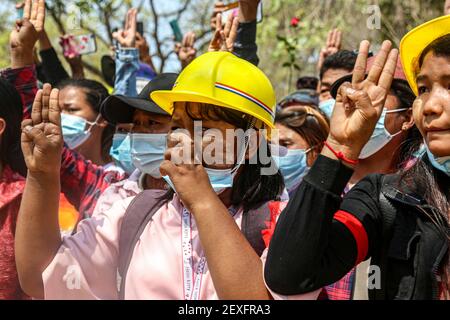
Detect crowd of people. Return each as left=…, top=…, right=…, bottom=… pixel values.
left=0, top=0, right=449, bottom=300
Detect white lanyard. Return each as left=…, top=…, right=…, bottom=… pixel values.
left=181, top=207, right=204, bottom=300
left=181, top=206, right=238, bottom=300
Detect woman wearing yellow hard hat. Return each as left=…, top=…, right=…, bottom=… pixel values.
left=264, top=15, right=450, bottom=300
left=15, top=50, right=288, bottom=300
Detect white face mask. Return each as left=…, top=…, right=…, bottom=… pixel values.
left=359, top=108, right=409, bottom=160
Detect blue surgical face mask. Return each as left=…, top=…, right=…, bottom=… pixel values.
left=163, top=132, right=249, bottom=194
left=110, top=133, right=135, bottom=174
left=319, top=99, right=335, bottom=119
left=273, top=148, right=311, bottom=192
left=359, top=108, right=409, bottom=160
left=163, top=165, right=240, bottom=195
left=131, top=133, right=167, bottom=178
left=426, top=145, right=450, bottom=176
left=61, top=113, right=98, bottom=149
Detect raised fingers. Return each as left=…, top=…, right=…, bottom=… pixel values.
left=181, top=33, right=189, bottom=46
left=34, top=0, right=46, bottom=32
left=330, top=29, right=338, bottom=48
left=366, top=40, right=393, bottom=84
left=23, top=0, right=31, bottom=20
left=335, top=30, right=342, bottom=49
left=215, top=13, right=223, bottom=32
left=48, top=88, right=61, bottom=126
left=223, top=12, right=233, bottom=37
left=30, top=0, right=38, bottom=22
left=124, top=9, right=130, bottom=30
left=188, top=32, right=196, bottom=48
left=40, top=83, right=52, bottom=122
left=227, top=17, right=239, bottom=50
left=129, top=8, right=137, bottom=34
left=31, top=89, right=43, bottom=125
left=352, top=40, right=371, bottom=86
left=378, top=48, right=399, bottom=92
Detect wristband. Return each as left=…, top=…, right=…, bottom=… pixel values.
left=324, top=141, right=359, bottom=166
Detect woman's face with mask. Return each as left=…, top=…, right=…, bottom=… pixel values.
left=59, top=86, right=98, bottom=123
left=275, top=123, right=315, bottom=167
left=413, top=52, right=450, bottom=158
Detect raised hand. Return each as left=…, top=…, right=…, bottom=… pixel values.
left=23, top=0, right=45, bottom=32
left=21, top=84, right=63, bottom=174
left=175, top=32, right=197, bottom=69
left=325, top=40, right=398, bottom=161
left=160, top=130, right=215, bottom=213
left=210, top=1, right=226, bottom=30
left=317, top=28, right=342, bottom=71
left=10, top=0, right=46, bottom=68
left=113, top=8, right=137, bottom=48
left=209, top=13, right=239, bottom=52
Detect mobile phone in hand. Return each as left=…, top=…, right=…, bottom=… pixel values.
left=257, top=1, right=263, bottom=23
left=221, top=1, right=239, bottom=24
left=17, top=7, right=24, bottom=19
left=169, top=19, right=183, bottom=43
left=137, top=22, right=144, bottom=36
left=61, top=34, right=97, bottom=57
left=221, top=1, right=264, bottom=24
left=75, top=34, right=97, bottom=55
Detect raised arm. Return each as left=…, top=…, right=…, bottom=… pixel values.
left=234, top=0, right=260, bottom=65
left=160, top=132, right=270, bottom=300
left=1, top=0, right=46, bottom=119
left=39, top=30, right=71, bottom=85
left=317, top=28, right=342, bottom=72
left=16, top=84, right=63, bottom=299
left=265, top=40, right=399, bottom=295
left=175, top=32, right=197, bottom=70
left=113, top=8, right=139, bottom=97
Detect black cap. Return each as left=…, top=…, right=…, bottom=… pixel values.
left=278, top=89, right=319, bottom=108
left=329, top=74, right=353, bottom=100
left=101, top=73, right=178, bottom=124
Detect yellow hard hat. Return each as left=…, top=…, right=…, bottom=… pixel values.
left=400, top=15, right=450, bottom=96
left=151, top=51, right=276, bottom=130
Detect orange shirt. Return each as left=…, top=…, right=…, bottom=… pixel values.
left=59, top=194, right=80, bottom=236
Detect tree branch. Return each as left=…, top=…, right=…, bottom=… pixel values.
left=149, top=0, right=165, bottom=73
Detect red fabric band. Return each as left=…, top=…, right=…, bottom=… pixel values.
left=334, top=210, right=369, bottom=265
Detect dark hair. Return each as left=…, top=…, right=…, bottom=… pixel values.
left=401, top=34, right=450, bottom=247
left=0, top=79, right=27, bottom=177
left=296, top=76, right=319, bottom=91
left=390, top=80, right=422, bottom=168
left=275, top=107, right=330, bottom=161
left=320, top=50, right=357, bottom=80
left=161, top=103, right=285, bottom=212
left=58, top=79, right=114, bottom=163
left=418, top=34, right=450, bottom=69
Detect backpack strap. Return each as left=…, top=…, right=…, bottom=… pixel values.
left=369, top=176, right=398, bottom=300
left=242, top=202, right=272, bottom=257
left=118, top=189, right=166, bottom=299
